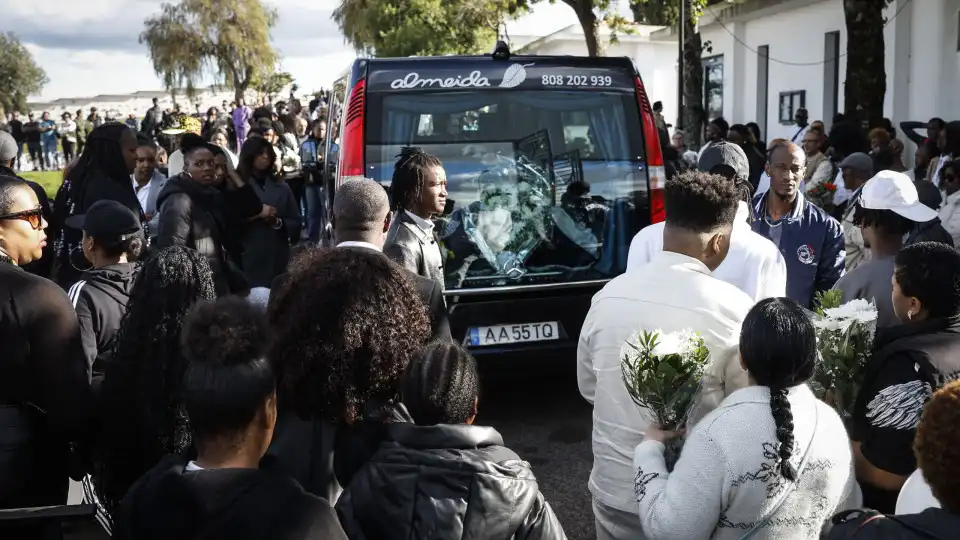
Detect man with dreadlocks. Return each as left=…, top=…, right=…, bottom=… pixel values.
left=384, top=147, right=448, bottom=291
left=53, top=122, right=143, bottom=289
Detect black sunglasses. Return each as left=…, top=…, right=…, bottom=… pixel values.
left=0, top=207, right=44, bottom=230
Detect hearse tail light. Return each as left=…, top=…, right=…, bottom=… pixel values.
left=634, top=76, right=666, bottom=224
left=338, top=79, right=366, bottom=186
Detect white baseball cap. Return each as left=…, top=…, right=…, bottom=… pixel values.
left=860, top=170, right=938, bottom=223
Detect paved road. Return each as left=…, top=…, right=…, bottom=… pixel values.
left=479, top=366, right=596, bottom=540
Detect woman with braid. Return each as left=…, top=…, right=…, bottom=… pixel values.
left=384, top=147, right=448, bottom=291
left=632, top=298, right=859, bottom=540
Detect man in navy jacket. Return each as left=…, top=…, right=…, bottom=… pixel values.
left=752, top=141, right=845, bottom=307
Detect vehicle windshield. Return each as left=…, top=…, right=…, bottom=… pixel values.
left=365, top=89, right=649, bottom=291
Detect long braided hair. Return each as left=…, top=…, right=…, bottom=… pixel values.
left=94, top=246, right=216, bottom=518
left=738, top=297, right=818, bottom=481
left=389, top=147, right=443, bottom=212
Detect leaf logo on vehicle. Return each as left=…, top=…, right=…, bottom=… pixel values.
left=499, top=63, right=535, bottom=88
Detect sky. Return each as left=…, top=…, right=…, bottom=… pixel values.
left=0, top=0, right=601, bottom=101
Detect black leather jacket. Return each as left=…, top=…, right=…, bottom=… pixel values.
left=336, top=423, right=567, bottom=540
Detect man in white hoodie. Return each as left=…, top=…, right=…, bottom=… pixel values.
left=579, top=169, right=755, bottom=540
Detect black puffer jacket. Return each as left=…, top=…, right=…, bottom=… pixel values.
left=336, top=423, right=567, bottom=540
left=827, top=508, right=958, bottom=539
left=155, top=175, right=253, bottom=296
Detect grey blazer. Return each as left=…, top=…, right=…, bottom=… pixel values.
left=384, top=211, right=445, bottom=291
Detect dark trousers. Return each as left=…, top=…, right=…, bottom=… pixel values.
left=27, top=143, right=43, bottom=170
left=62, top=140, right=75, bottom=164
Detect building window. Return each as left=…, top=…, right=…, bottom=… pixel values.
left=703, top=55, right=724, bottom=122
left=779, top=90, right=806, bottom=124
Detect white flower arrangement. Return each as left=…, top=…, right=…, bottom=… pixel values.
left=812, top=291, right=879, bottom=415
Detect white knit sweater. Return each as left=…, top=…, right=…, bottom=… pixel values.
left=633, top=385, right=861, bottom=540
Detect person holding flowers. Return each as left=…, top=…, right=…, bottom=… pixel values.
left=578, top=169, right=754, bottom=540
left=852, top=242, right=960, bottom=514
left=833, top=170, right=930, bottom=328
left=633, top=298, right=859, bottom=540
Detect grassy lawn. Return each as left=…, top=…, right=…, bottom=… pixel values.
left=20, top=171, right=64, bottom=199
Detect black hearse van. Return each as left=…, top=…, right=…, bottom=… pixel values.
left=320, top=43, right=665, bottom=362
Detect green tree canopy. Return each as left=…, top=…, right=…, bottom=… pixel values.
left=140, top=0, right=279, bottom=104
left=252, top=70, right=294, bottom=99
left=334, top=0, right=637, bottom=58
left=0, top=33, right=48, bottom=114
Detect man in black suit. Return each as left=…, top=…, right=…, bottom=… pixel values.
left=300, top=178, right=450, bottom=341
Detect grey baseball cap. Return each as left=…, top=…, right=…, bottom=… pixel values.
left=838, top=152, right=874, bottom=177
left=698, top=141, right=750, bottom=184
left=0, top=131, right=18, bottom=162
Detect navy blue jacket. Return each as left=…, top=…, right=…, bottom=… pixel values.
left=751, top=192, right=845, bottom=307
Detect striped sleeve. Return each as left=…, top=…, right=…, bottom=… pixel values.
left=67, top=281, right=86, bottom=309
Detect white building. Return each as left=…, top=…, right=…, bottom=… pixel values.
left=653, top=0, right=960, bottom=146
left=516, top=24, right=681, bottom=127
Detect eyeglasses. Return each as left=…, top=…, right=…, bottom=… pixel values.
left=0, top=207, right=44, bottom=230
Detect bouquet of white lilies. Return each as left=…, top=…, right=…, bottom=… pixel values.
left=811, top=290, right=879, bottom=416
left=621, top=328, right=710, bottom=470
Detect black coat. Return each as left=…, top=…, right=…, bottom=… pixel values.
left=113, top=455, right=347, bottom=540
left=261, top=401, right=413, bottom=506
left=336, top=423, right=567, bottom=540
left=156, top=175, right=256, bottom=296
left=828, top=508, right=959, bottom=540
left=0, top=262, right=91, bottom=510
left=67, top=263, right=137, bottom=379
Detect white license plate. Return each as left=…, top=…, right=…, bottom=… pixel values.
left=468, top=322, right=560, bottom=346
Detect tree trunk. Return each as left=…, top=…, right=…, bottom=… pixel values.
left=843, top=0, right=887, bottom=130
left=682, top=2, right=705, bottom=148
left=234, top=83, right=246, bottom=107
left=566, top=0, right=600, bottom=57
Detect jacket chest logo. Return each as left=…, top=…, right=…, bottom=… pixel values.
left=797, top=244, right=816, bottom=265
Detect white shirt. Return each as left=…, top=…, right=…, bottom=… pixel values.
left=404, top=210, right=435, bottom=233
left=578, top=251, right=755, bottom=512
left=132, top=176, right=152, bottom=213
left=790, top=125, right=809, bottom=143
left=626, top=202, right=787, bottom=302
left=938, top=189, right=960, bottom=246
left=337, top=240, right=382, bottom=252
left=633, top=385, right=860, bottom=540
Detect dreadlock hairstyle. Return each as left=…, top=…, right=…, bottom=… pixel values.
left=402, top=342, right=479, bottom=425
left=389, top=147, right=443, bottom=212
left=739, top=297, right=818, bottom=482
left=94, top=246, right=216, bottom=521
left=54, top=123, right=137, bottom=270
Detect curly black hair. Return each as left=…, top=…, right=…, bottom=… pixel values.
left=402, top=342, right=479, bottom=425
left=663, top=169, right=739, bottom=233
left=915, top=380, right=960, bottom=513
left=389, top=147, right=443, bottom=212
left=94, top=246, right=217, bottom=518
left=739, top=298, right=818, bottom=481
left=182, top=297, right=274, bottom=448
left=894, top=242, right=960, bottom=319
left=268, top=247, right=431, bottom=424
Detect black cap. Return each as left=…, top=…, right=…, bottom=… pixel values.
left=65, top=200, right=141, bottom=237
left=698, top=141, right=750, bottom=184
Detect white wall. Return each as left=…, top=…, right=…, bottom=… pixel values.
left=698, top=0, right=960, bottom=151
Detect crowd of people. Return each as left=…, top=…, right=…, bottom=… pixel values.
left=0, top=88, right=958, bottom=540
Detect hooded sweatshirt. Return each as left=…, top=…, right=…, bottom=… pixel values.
left=67, top=262, right=138, bottom=379
left=113, top=455, right=347, bottom=540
